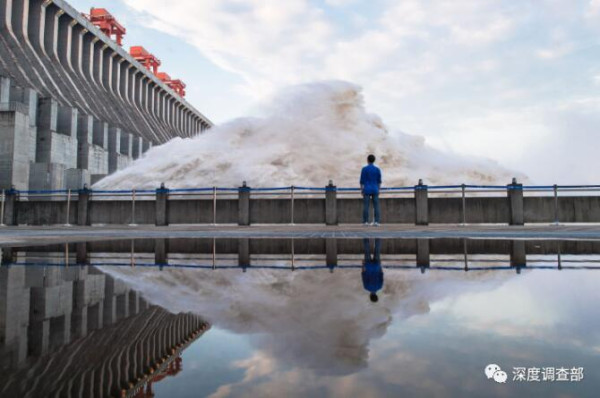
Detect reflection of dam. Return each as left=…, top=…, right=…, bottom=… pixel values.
left=0, top=249, right=209, bottom=397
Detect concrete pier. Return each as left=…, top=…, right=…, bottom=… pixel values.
left=415, top=180, right=428, bottom=226
left=325, top=181, right=337, bottom=226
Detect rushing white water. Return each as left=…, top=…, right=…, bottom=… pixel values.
left=94, top=81, right=524, bottom=189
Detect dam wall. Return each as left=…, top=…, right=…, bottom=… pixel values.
left=0, top=0, right=212, bottom=190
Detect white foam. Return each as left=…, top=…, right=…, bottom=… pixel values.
left=94, top=81, right=524, bottom=189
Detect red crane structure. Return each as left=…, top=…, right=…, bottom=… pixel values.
left=131, top=356, right=183, bottom=398
left=157, top=72, right=187, bottom=98
left=130, top=46, right=161, bottom=75
left=84, top=8, right=126, bottom=46
left=83, top=7, right=187, bottom=98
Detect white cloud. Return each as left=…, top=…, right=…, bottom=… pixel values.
left=587, top=0, right=600, bottom=18
left=325, top=0, right=359, bottom=6
left=123, top=0, right=520, bottom=98
left=122, top=0, right=600, bottom=182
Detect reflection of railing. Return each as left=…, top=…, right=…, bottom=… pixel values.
left=6, top=261, right=600, bottom=272
left=3, top=182, right=600, bottom=226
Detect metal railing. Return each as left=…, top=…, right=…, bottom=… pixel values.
left=2, top=182, right=600, bottom=226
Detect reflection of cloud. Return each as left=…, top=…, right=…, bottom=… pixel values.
left=99, top=263, right=505, bottom=376
left=431, top=270, right=600, bottom=351
left=100, top=261, right=600, bottom=397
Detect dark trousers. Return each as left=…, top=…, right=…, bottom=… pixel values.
left=362, top=194, right=380, bottom=223
left=363, top=238, right=382, bottom=262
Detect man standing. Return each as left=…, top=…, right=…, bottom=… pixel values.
left=360, top=154, right=382, bottom=226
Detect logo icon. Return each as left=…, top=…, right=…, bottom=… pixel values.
left=485, top=364, right=507, bottom=383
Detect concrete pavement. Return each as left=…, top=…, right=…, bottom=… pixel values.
left=2, top=224, right=600, bottom=247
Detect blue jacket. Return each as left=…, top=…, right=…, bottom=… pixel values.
left=362, top=263, right=384, bottom=293
left=360, top=164, right=382, bottom=195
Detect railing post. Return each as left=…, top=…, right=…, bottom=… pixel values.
left=325, top=180, right=337, bottom=226
left=130, top=189, right=137, bottom=226
left=416, top=238, right=430, bottom=268
left=212, top=186, right=217, bottom=225
left=65, top=189, right=72, bottom=226
left=553, top=184, right=559, bottom=225
left=510, top=240, right=526, bottom=268
left=238, top=181, right=250, bottom=226
left=76, top=242, right=88, bottom=265
left=415, top=179, right=428, bottom=226
left=212, top=238, right=216, bottom=269
left=64, top=244, right=69, bottom=268
left=77, top=185, right=91, bottom=226
left=156, top=183, right=169, bottom=226
left=130, top=240, right=135, bottom=267
left=291, top=238, right=295, bottom=270
left=238, top=238, right=250, bottom=268
left=3, top=186, right=18, bottom=226
left=507, top=177, right=524, bottom=226
left=461, top=183, right=466, bottom=225
left=290, top=186, right=295, bottom=225
left=463, top=239, right=469, bottom=271
left=0, top=189, right=5, bottom=227
left=1, top=247, right=16, bottom=264
left=326, top=238, right=337, bottom=271
left=154, top=238, right=168, bottom=266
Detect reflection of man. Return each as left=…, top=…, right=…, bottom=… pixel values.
left=362, top=238, right=383, bottom=302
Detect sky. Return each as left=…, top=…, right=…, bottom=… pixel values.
left=69, top=0, right=600, bottom=184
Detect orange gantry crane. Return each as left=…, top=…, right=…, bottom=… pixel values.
left=130, top=46, right=161, bottom=75
left=83, top=6, right=187, bottom=98
left=131, top=356, right=183, bottom=398
left=157, top=72, right=187, bottom=98
left=84, top=7, right=126, bottom=46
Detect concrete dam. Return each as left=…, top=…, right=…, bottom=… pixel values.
left=0, top=0, right=212, bottom=191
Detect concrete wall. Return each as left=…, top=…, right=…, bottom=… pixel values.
left=0, top=106, right=31, bottom=190
left=167, top=199, right=238, bottom=224
left=88, top=200, right=154, bottom=225
left=0, top=75, right=147, bottom=190
left=16, top=199, right=78, bottom=225
left=251, top=198, right=326, bottom=224
left=7, top=193, right=600, bottom=226
left=524, top=196, right=600, bottom=223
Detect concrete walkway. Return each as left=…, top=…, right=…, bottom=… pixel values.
left=2, top=224, right=600, bottom=247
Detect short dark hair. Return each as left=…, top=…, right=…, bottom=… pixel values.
left=370, top=293, right=378, bottom=303
left=367, top=154, right=376, bottom=163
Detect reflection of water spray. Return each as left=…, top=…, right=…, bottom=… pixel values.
left=95, top=81, right=524, bottom=189
left=98, top=264, right=506, bottom=375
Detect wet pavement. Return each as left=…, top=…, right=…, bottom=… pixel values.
left=1, top=237, right=598, bottom=397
